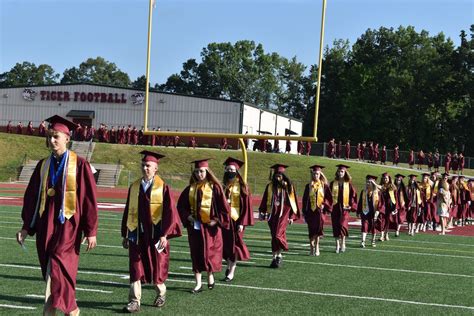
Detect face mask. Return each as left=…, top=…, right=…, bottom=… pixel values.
left=225, top=171, right=237, bottom=179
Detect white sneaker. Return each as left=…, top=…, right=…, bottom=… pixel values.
left=341, top=245, right=346, bottom=253
left=360, top=242, right=366, bottom=248
left=315, top=250, right=320, bottom=256
left=435, top=226, right=442, bottom=232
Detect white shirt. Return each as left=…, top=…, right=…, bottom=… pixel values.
left=141, top=178, right=153, bottom=192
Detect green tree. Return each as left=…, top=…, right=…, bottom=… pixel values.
left=0, top=62, right=59, bottom=87
left=61, top=57, right=131, bottom=86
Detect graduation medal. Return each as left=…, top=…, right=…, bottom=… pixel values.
left=47, top=188, right=56, bottom=197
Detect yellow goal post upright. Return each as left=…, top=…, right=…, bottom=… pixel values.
left=142, top=0, right=328, bottom=182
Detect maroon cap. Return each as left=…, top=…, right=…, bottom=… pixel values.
left=394, top=174, right=405, bottom=179
left=192, top=158, right=211, bottom=168
left=140, top=150, right=165, bottom=163
left=366, top=175, right=378, bottom=181
left=223, top=157, right=244, bottom=170
left=382, top=172, right=390, bottom=177
left=309, top=164, right=325, bottom=172
left=421, top=173, right=430, bottom=177
left=408, top=174, right=418, bottom=179
left=45, top=115, right=77, bottom=135
left=270, top=164, right=288, bottom=173
left=336, top=164, right=350, bottom=170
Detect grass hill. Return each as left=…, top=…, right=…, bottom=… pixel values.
left=1, top=133, right=472, bottom=193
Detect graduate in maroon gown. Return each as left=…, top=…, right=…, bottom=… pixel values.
left=408, top=150, right=415, bottom=168
left=38, top=120, right=46, bottom=137
left=173, top=131, right=180, bottom=148
left=17, top=115, right=98, bottom=315
left=329, top=164, right=357, bottom=253
left=449, top=176, right=460, bottom=228
left=394, top=174, right=408, bottom=236
left=27, top=121, right=34, bottom=135
left=17, top=121, right=23, bottom=134
left=444, top=152, right=451, bottom=173
left=417, top=150, right=425, bottom=170
left=406, top=175, right=421, bottom=236
left=393, top=145, right=400, bottom=166
left=259, top=164, right=300, bottom=267
left=220, top=137, right=228, bottom=150
left=297, top=140, right=303, bottom=155
left=417, top=173, right=434, bottom=232
left=285, top=139, right=291, bottom=153
left=327, top=138, right=335, bottom=158
left=356, top=143, right=362, bottom=160
left=429, top=171, right=440, bottom=231
left=380, top=172, right=398, bottom=240
left=344, top=140, right=351, bottom=160
left=457, top=176, right=470, bottom=226
left=121, top=151, right=181, bottom=312
left=380, top=145, right=387, bottom=165
left=221, top=157, right=254, bottom=282
left=177, top=159, right=230, bottom=293
left=6, top=120, right=13, bottom=133
left=302, top=165, right=333, bottom=256
left=467, top=179, right=474, bottom=221
left=357, top=175, right=385, bottom=248
left=433, top=150, right=440, bottom=172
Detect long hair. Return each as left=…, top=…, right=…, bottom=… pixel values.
left=223, top=171, right=249, bottom=196
left=311, top=171, right=328, bottom=185
left=380, top=175, right=397, bottom=191
left=189, top=167, right=223, bottom=190
left=335, top=169, right=352, bottom=182
left=272, top=172, right=293, bottom=194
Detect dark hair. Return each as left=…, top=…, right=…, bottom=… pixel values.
left=272, top=172, right=293, bottom=194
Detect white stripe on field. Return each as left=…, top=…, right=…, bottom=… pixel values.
left=164, top=278, right=474, bottom=311
left=0, top=304, right=36, bottom=310
left=249, top=257, right=474, bottom=278
left=25, top=294, right=43, bottom=298
left=76, top=287, right=112, bottom=294
left=2, top=263, right=473, bottom=310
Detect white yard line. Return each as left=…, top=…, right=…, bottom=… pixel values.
left=25, top=294, right=44, bottom=298
left=0, top=304, right=36, bottom=310
left=76, top=287, right=112, bottom=294
left=1, top=263, right=472, bottom=311
left=164, top=278, right=474, bottom=311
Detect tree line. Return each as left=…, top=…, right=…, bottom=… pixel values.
left=1, top=25, right=472, bottom=155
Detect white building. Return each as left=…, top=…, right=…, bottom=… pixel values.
left=0, top=83, right=303, bottom=153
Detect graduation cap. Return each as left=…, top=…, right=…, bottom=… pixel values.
left=191, top=158, right=211, bottom=169
left=309, top=164, right=325, bottom=172
left=140, top=150, right=165, bottom=164
left=408, top=174, right=418, bottom=179
left=441, top=172, right=450, bottom=177
left=336, top=164, right=350, bottom=170
left=223, top=157, right=244, bottom=170
left=45, top=115, right=78, bottom=135
left=270, top=164, right=288, bottom=173
left=366, top=175, right=378, bottom=181
left=421, top=173, right=431, bottom=177
left=394, top=174, right=406, bottom=178
left=381, top=172, right=390, bottom=177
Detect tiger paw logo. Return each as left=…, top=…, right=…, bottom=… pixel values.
left=131, top=93, right=144, bottom=105
left=22, top=88, right=37, bottom=101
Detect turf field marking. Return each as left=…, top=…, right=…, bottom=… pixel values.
left=76, top=287, right=113, bottom=294
left=25, top=294, right=43, bottom=298
left=163, top=278, right=474, bottom=311
left=0, top=304, right=36, bottom=310
left=3, top=264, right=473, bottom=311
left=179, top=266, right=191, bottom=270
left=249, top=257, right=474, bottom=278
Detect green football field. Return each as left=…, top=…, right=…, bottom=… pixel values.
left=0, top=205, right=473, bottom=315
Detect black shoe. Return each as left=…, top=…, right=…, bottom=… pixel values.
left=191, top=286, right=202, bottom=294
left=269, top=259, right=278, bottom=268
left=225, top=268, right=230, bottom=277
left=276, top=256, right=282, bottom=267
left=224, top=276, right=233, bottom=282
left=208, top=282, right=215, bottom=290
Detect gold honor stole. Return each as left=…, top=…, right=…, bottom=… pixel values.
left=310, top=181, right=324, bottom=211
left=38, top=151, right=77, bottom=219
left=332, top=181, right=350, bottom=208
left=126, top=175, right=164, bottom=231
left=228, top=180, right=241, bottom=221
left=433, top=180, right=439, bottom=195
left=265, top=184, right=298, bottom=214
left=398, top=189, right=405, bottom=208
left=419, top=183, right=431, bottom=201
left=189, top=181, right=213, bottom=224
left=384, top=185, right=396, bottom=205
left=362, top=190, right=378, bottom=214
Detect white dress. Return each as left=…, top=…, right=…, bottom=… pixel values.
left=437, top=188, right=451, bottom=218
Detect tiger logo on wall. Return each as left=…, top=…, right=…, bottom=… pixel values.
left=22, top=88, right=37, bottom=101
left=131, top=93, right=145, bottom=105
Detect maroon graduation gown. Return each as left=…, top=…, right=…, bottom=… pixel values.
left=302, top=183, right=333, bottom=238
left=395, top=185, right=408, bottom=224
left=329, top=181, right=357, bottom=237
left=258, top=184, right=300, bottom=252
left=381, top=187, right=399, bottom=230
left=357, top=190, right=385, bottom=233
left=222, top=183, right=254, bottom=262
left=21, top=153, right=98, bottom=314
left=406, top=185, right=421, bottom=223
left=121, top=183, right=182, bottom=284
left=177, top=183, right=230, bottom=273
